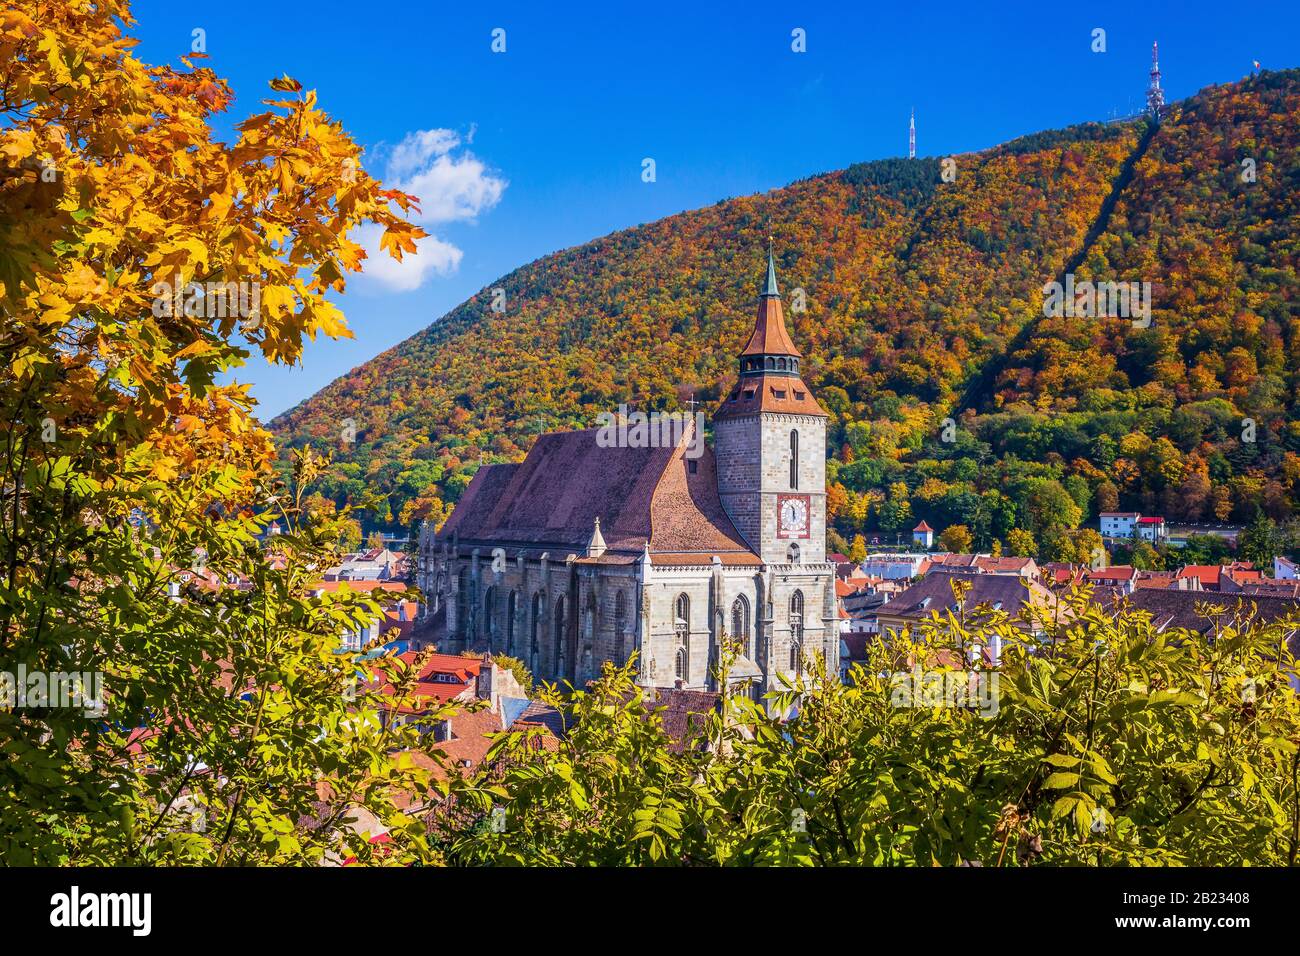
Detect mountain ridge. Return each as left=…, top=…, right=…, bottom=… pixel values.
left=272, top=69, right=1300, bottom=555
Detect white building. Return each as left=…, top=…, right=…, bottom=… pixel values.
left=860, top=553, right=930, bottom=580
left=1099, top=512, right=1140, bottom=538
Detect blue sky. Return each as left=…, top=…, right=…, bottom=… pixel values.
left=128, top=0, right=1300, bottom=419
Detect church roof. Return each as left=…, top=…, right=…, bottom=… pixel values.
left=714, top=373, right=826, bottom=419
left=739, top=295, right=801, bottom=358
left=439, top=423, right=760, bottom=566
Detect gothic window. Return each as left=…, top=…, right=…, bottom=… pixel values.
left=787, top=543, right=801, bottom=564
left=553, top=595, right=567, bottom=673
left=531, top=591, right=544, bottom=668
left=613, top=591, right=627, bottom=663
left=789, top=590, right=804, bottom=673
left=505, top=590, right=517, bottom=653
left=674, top=593, right=690, bottom=683
left=731, top=595, right=751, bottom=658
left=789, top=429, right=799, bottom=489
left=583, top=589, right=598, bottom=665
left=483, top=586, right=496, bottom=644
left=457, top=568, right=469, bottom=638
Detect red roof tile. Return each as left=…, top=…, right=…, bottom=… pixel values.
left=1177, top=565, right=1222, bottom=586
left=713, top=373, right=826, bottom=420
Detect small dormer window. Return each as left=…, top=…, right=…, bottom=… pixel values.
left=794, top=390, right=806, bottom=400
left=772, top=388, right=787, bottom=399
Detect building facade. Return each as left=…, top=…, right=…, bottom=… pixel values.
left=416, top=252, right=837, bottom=695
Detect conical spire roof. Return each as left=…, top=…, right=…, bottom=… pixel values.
left=739, top=246, right=800, bottom=358
left=761, top=246, right=780, bottom=298
left=587, top=516, right=607, bottom=557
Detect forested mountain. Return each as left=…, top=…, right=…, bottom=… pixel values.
left=271, top=70, right=1300, bottom=561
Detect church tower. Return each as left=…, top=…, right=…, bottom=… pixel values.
left=714, top=248, right=828, bottom=567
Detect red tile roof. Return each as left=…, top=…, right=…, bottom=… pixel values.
left=1177, top=565, right=1222, bottom=587
left=366, top=651, right=484, bottom=714
left=1088, top=565, right=1137, bottom=582
left=974, top=556, right=1035, bottom=574
left=913, top=520, right=934, bottom=533
left=714, top=373, right=826, bottom=420
left=312, top=580, right=408, bottom=594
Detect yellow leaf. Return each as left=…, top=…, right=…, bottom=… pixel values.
left=260, top=285, right=296, bottom=320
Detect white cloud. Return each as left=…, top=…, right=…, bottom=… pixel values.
left=354, top=222, right=463, bottom=293
left=357, top=128, right=506, bottom=292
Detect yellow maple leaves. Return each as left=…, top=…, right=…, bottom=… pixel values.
left=1, top=0, right=429, bottom=492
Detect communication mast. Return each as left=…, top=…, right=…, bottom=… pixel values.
left=1147, top=42, right=1165, bottom=121
left=908, top=108, right=916, bottom=159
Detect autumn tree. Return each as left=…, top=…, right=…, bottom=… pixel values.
left=447, top=597, right=1300, bottom=865
left=937, top=524, right=973, bottom=554
left=1005, top=528, right=1038, bottom=558
left=1, top=1, right=438, bottom=864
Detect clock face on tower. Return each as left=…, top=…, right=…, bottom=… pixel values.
left=777, top=493, right=810, bottom=539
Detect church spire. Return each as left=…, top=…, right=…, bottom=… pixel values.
left=714, top=244, right=826, bottom=420
left=739, top=244, right=800, bottom=368
left=761, top=238, right=780, bottom=298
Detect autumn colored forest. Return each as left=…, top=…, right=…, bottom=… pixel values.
left=272, top=70, right=1300, bottom=562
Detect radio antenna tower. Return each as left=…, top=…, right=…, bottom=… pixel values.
left=908, top=108, right=916, bottom=159
left=1147, top=42, right=1165, bottom=121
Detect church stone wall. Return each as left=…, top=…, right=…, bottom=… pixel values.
left=421, top=546, right=839, bottom=694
